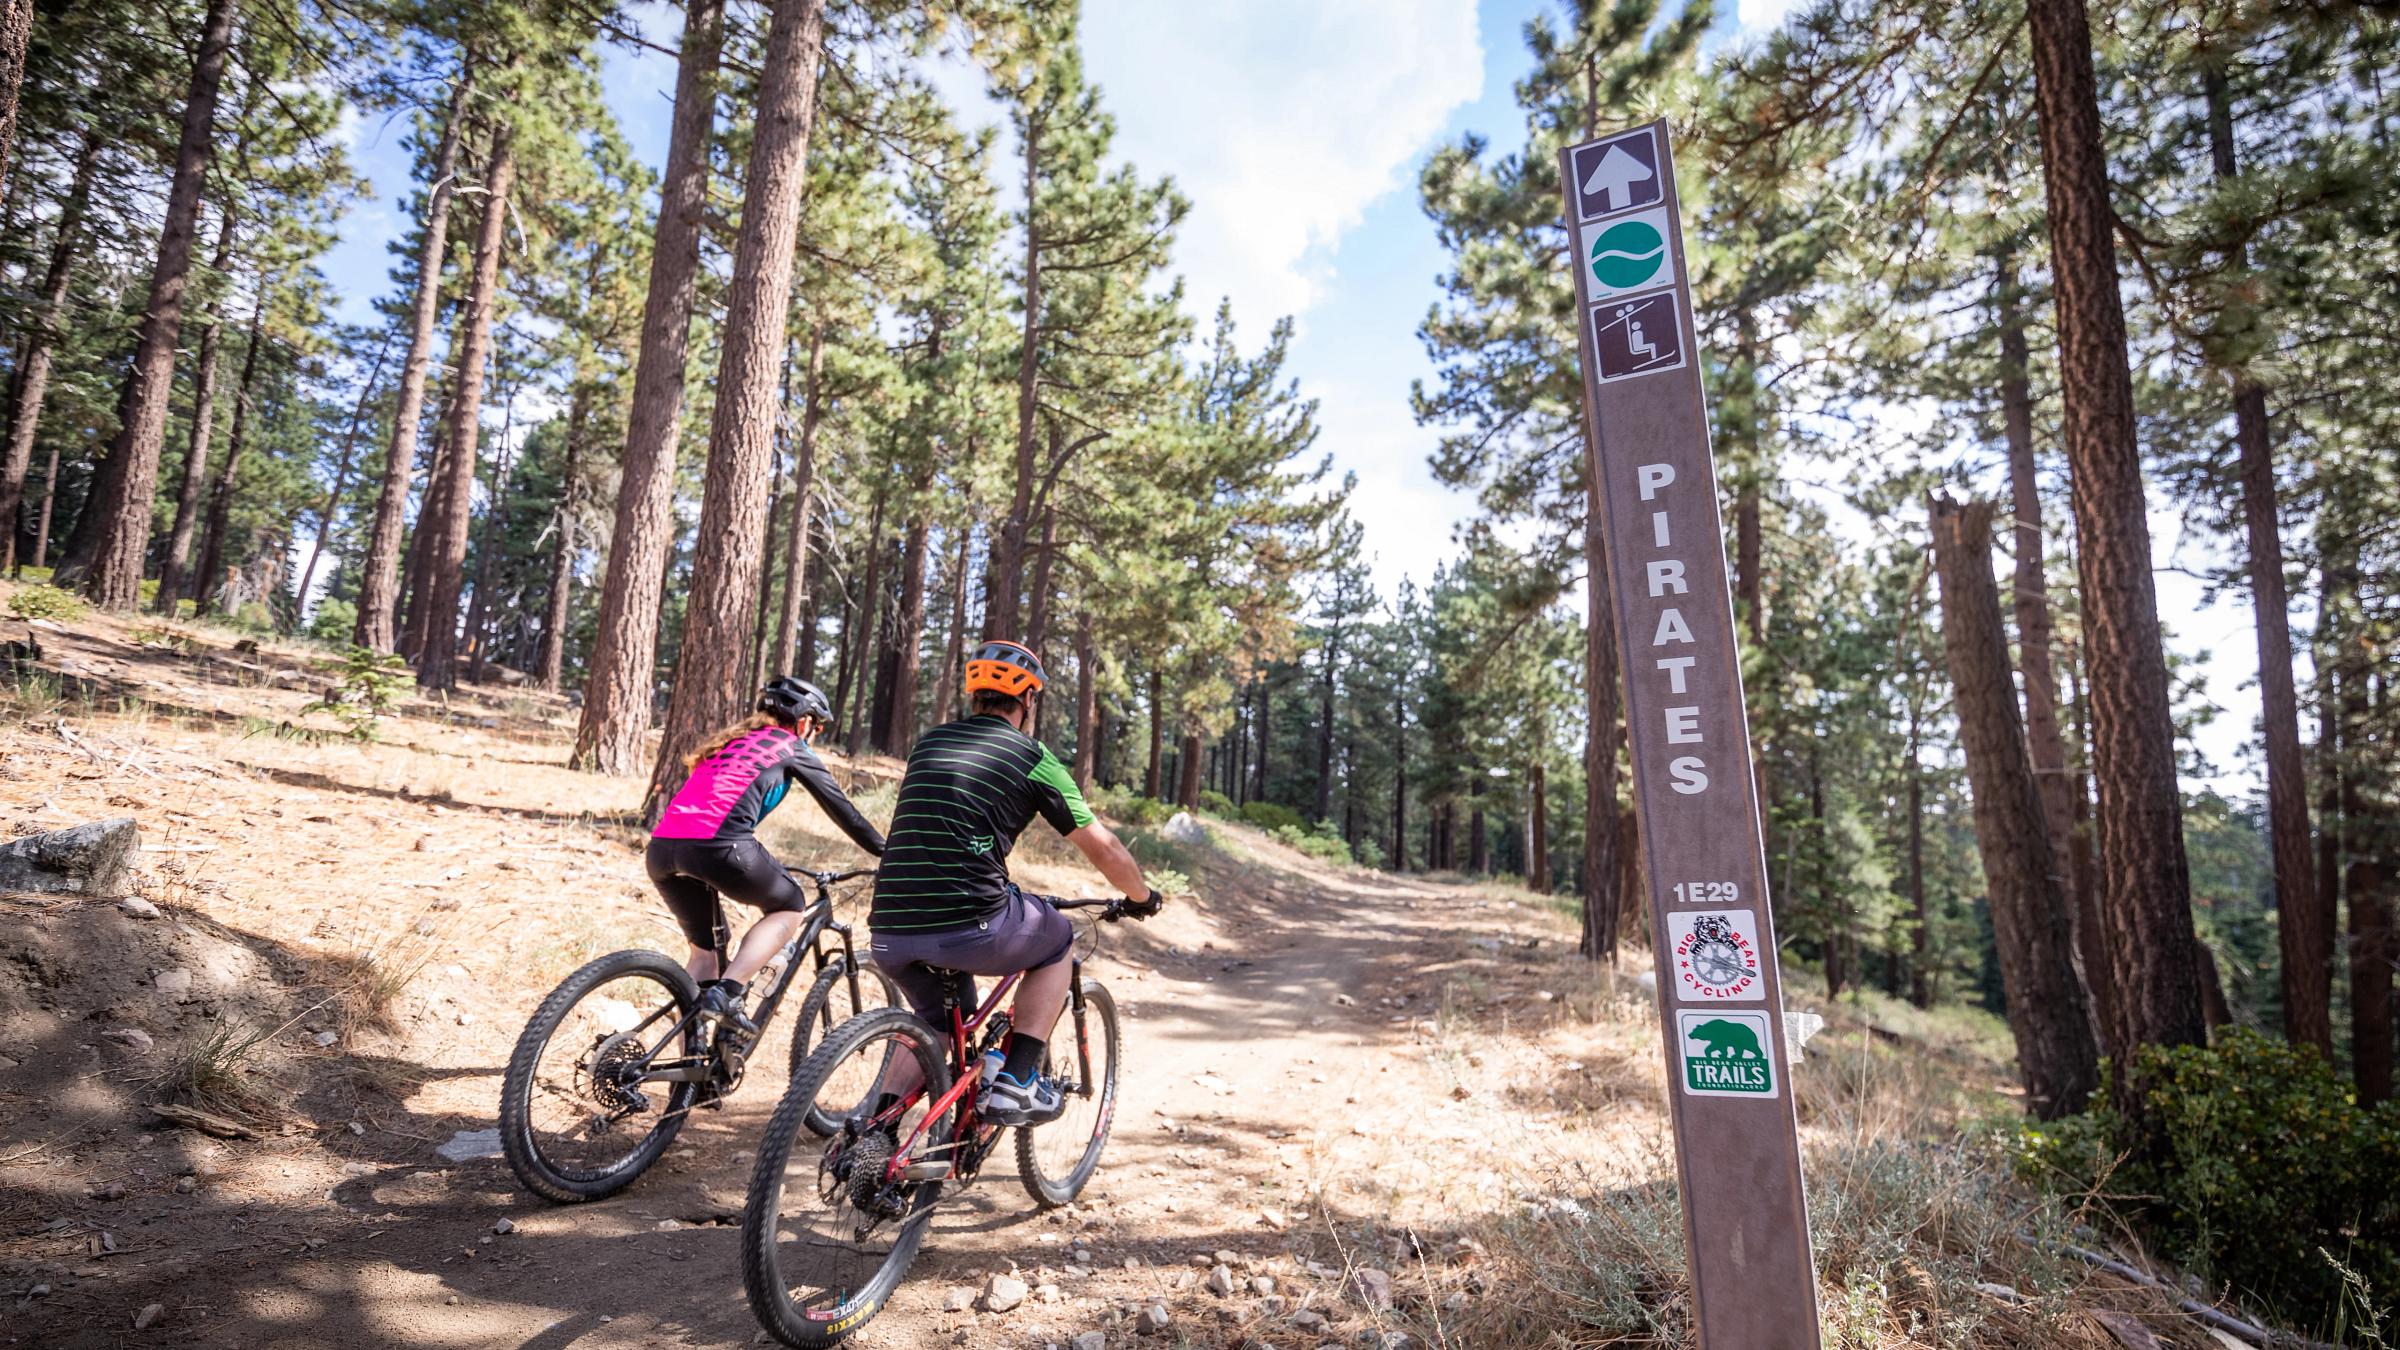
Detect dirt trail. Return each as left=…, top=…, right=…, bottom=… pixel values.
left=3, top=606, right=1631, bottom=1349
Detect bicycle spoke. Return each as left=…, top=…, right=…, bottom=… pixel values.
left=522, top=971, right=688, bottom=1181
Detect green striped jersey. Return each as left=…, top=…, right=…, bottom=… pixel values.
left=869, top=714, right=1094, bottom=931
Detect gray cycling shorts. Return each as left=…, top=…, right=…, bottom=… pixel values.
left=867, top=885, right=1073, bottom=1022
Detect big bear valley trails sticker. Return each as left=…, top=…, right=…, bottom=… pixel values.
left=1667, top=908, right=1764, bottom=1002
left=1676, top=1009, right=1778, bottom=1098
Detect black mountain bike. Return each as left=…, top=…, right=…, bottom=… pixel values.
left=738, top=895, right=1144, bottom=1345
left=499, top=867, right=897, bottom=1204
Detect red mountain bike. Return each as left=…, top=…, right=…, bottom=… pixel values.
left=739, top=895, right=1143, bottom=1345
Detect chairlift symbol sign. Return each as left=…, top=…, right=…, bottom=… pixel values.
left=1589, top=290, right=1685, bottom=382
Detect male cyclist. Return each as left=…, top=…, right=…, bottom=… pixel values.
left=648, top=676, right=885, bottom=1040
left=867, top=640, right=1163, bottom=1125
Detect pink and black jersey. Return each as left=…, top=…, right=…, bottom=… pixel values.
left=653, top=725, right=885, bottom=851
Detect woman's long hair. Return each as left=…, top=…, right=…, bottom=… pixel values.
left=683, top=713, right=792, bottom=771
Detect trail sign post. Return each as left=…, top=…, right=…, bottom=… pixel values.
left=1559, top=120, right=1823, bottom=1349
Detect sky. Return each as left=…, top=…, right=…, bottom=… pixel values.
left=313, top=0, right=2267, bottom=799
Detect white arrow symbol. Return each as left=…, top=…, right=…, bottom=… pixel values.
left=1581, top=143, right=1654, bottom=211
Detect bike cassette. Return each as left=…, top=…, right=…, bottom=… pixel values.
left=582, top=1034, right=652, bottom=1114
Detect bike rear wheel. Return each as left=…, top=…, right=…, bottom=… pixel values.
left=1016, top=977, right=1119, bottom=1208
left=743, top=1007, right=953, bottom=1346
left=790, top=955, right=902, bottom=1137
left=500, top=949, right=701, bottom=1204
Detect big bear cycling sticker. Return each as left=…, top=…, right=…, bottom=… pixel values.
left=1668, top=908, right=1764, bottom=1002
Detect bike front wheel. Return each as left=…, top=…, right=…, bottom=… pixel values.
left=743, top=1006, right=953, bottom=1346
left=789, top=954, right=902, bottom=1137
left=500, top=949, right=701, bottom=1204
left=1016, top=976, right=1120, bottom=1208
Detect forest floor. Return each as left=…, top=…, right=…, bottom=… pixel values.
left=0, top=585, right=2260, bottom=1349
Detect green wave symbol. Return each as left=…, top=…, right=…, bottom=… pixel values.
left=1589, top=221, right=1667, bottom=290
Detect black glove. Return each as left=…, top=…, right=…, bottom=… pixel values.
left=1121, top=888, right=1164, bottom=920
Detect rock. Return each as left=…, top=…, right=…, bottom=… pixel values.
left=340, top=1161, right=375, bottom=1177
left=152, top=968, right=194, bottom=1003
left=1071, top=1334, right=1107, bottom=1350
left=1207, top=1265, right=1236, bottom=1297
left=1347, top=1268, right=1394, bottom=1312
left=1355, top=1333, right=1411, bottom=1350
left=102, top=1027, right=155, bottom=1054
left=1134, top=1304, right=1171, bottom=1336
left=435, top=1129, right=503, bottom=1163
left=95, top=1181, right=126, bottom=1200
left=118, top=897, right=162, bottom=919
left=0, top=818, right=139, bottom=897
left=1333, top=993, right=1356, bottom=1007
left=1035, top=1283, right=1060, bottom=1304
left=1288, top=1309, right=1327, bottom=1331
left=654, top=1219, right=685, bottom=1232
left=491, top=1218, right=515, bottom=1236
left=1214, top=1249, right=1239, bottom=1267
left=1163, top=812, right=1210, bottom=844
left=940, top=1288, right=973, bottom=1314
left=173, top=1177, right=194, bottom=1194
left=1258, top=1207, right=1288, bottom=1230
left=982, top=1274, right=1029, bottom=1313
left=312, top=1030, right=339, bottom=1048
left=1251, top=1276, right=1276, bottom=1296
left=133, top=1302, right=166, bottom=1330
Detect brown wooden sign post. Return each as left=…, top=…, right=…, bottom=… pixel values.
left=1558, top=120, right=1823, bottom=1348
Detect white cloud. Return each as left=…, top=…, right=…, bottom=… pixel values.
left=1085, top=0, right=1484, bottom=329
left=1308, top=378, right=1476, bottom=598
left=1736, top=0, right=1802, bottom=35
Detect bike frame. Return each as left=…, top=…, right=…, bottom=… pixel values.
left=872, top=898, right=1115, bottom=1187
left=622, top=868, right=877, bottom=1090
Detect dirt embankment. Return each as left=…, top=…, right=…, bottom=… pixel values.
left=0, top=597, right=2237, bottom=1349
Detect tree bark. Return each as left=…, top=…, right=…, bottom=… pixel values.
left=770, top=324, right=824, bottom=677
left=640, top=0, right=831, bottom=821
left=538, top=383, right=589, bottom=691
left=415, top=125, right=514, bottom=690
left=1177, top=729, right=1202, bottom=808
left=1315, top=615, right=1339, bottom=824
left=2202, top=71, right=2328, bottom=1054
left=0, top=0, right=33, bottom=204
left=291, top=336, right=392, bottom=630
left=1468, top=803, right=1487, bottom=874
left=1529, top=762, right=1549, bottom=893
left=883, top=512, right=931, bottom=753
left=988, top=109, right=1043, bottom=642
left=2025, top=0, right=2207, bottom=1066
left=1252, top=677, right=1271, bottom=801
left=1582, top=508, right=1625, bottom=958
left=463, top=393, right=517, bottom=684
left=160, top=215, right=239, bottom=609
left=357, top=65, right=473, bottom=652
left=574, top=0, right=723, bottom=771
left=1, top=130, right=96, bottom=572
left=1072, top=616, right=1098, bottom=788
left=27, top=438, right=59, bottom=568
left=1930, top=495, right=2100, bottom=1118
left=1907, top=696, right=1932, bottom=1008
left=1391, top=686, right=1409, bottom=870
left=193, top=295, right=266, bottom=615
left=1145, top=670, right=1163, bottom=799
left=841, top=481, right=889, bottom=752
left=931, top=521, right=971, bottom=721
left=79, top=0, right=237, bottom=609
left=1023, top=499, right=1057, bottom=663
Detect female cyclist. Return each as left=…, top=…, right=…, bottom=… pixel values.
left=647, top=676, right=885, bottom=1036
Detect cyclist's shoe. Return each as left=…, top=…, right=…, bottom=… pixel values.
left=695, top=980, right=760, bottom=1041
left=979, top=1069, right=1067, bottom=1127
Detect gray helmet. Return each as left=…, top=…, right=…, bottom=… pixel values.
left=758, top=676, right=832, bottom=725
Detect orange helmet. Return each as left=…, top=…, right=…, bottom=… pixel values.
left=964, top=639, right=1047, bottom=700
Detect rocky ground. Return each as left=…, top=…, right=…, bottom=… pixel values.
left=0, top=590, right=2258, bottom=1349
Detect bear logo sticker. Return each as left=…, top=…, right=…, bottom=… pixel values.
left=1676, top=1009, right=1777, bottom=1098
left=1669, top=908, right=1764, bottom=1002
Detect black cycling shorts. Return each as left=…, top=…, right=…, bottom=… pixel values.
left=644, top=836, right=810, bottom=958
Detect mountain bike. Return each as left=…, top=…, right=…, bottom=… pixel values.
left=739, top=895, right=1142, bottom=1345
left=499, top=867, right=898, bottom=1203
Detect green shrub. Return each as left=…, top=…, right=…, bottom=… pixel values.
left=306, top=598, right=357, bottom=645
left=1198, top=788, right=1235, bottom=817
left=6, top=585, right=85, bottom=622
left=2015, top=1029, right=2400, bottom=1330
left=300, top=645, right=412, bottom=742
left=1091, top=786, right=1174, bottom=826
left=1270, top=821, right=1353, bottom=866
left=1238, top=799, right=1307, bottom=834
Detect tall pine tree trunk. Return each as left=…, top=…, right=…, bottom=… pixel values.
left=27, top=439, right=60, bottom=568
left=2204, top=71, right=2328, bottom=1054
left=770, top=324, right=824, bottom=677
left=79, top=0, right=237, bottom=609
left=538, top=385, right=589, bottom=691
left=1582, top=512, right=1625, bottom=958
left=1996, top=252, right=2112, bottom=1052
left=1177, top=730, right=1202, bottom=808
left=1391, top=687, right=1409, bottom=869
left=1, top=130, right=97, bottom=571
left=1907, top=696, right=1932, bottom=1008
left=2025, top=0, right=2207, bottom=1065
left=988, top=111, right=1044, bottom=642
left=0, top=0, right=32, bottom=203
left=840, top=481, right=889, bottom=751
left=1145, top=671, right=1163, bottom=799
left=463, top=404, right=516, bottom=685
left=357, top=65, right=473, bottom=652
left=1315, top=618, right=1338, bottom=824
left=416, top=126, right=514, bottom=690
left=1930, top=495, right=2100, bottom=1117
left=884, top=512, right=931, bottom=753
left=931, top=520, right=972, bottom=721
left=158, top=215, right=237, bottom=610
left=575, top=0, right=723, bottom=771
left=1072, top=617, right=1098, bottom=788
left=641, top=0, right=832, bottom=821
left=1023, top=495, right=1056, bottom=656
left=1528, top=762, right=1549, bottom=893
left=193, top=295, right=265, bottom=615
left=291, top=337, right=391, bottom=628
